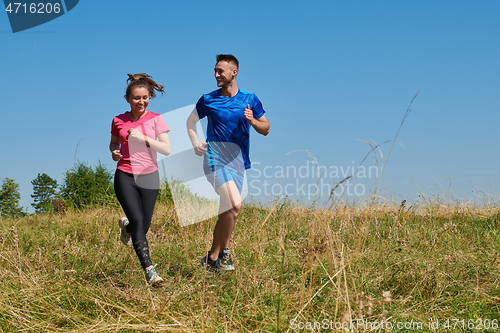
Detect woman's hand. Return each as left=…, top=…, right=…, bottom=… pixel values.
left=112, top=149, right=123, bottom=161
left=128, top=128, right=146, bottom=142
left=110, top=135, right=122, bottom=161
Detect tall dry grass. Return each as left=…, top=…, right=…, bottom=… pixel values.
left=0, top=200, right=499, bottom=332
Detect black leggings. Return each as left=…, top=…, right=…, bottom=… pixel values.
left=114, top=169, right=159, bottom=269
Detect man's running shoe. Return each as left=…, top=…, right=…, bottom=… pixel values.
left=201, top=252, right=219, bottom=272
left=119, top=217, right=132, bottom=246
left=218, top=248, right=235, bottom=271
left=145, top=265, right=164, bottom=285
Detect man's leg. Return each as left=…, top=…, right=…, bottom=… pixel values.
left=208, top=180, right=242, bottom=261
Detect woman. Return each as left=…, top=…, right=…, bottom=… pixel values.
left=110, top=73, right=170, bottom=285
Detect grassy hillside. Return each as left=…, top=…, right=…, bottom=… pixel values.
left=0, top=201, right=499, bottom=332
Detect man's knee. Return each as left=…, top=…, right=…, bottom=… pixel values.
left=223, top=201, right=241, bottom=218
left=232, top=201, right=242, bottom=216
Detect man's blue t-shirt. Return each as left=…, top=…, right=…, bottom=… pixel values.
left=196, top=89, right=266, bottom=170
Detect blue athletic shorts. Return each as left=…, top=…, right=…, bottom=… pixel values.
left=204, top=165, right=244, bottom=194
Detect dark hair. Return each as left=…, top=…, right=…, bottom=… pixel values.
left=125, top=73, right=165, bottom=99
left=216, top=54, right=239, bottom=69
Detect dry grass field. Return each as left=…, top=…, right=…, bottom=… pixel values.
left=1, top=199, right=499, bottom=332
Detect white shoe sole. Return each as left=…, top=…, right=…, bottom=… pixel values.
left=119, top=218, right=132, bottom=246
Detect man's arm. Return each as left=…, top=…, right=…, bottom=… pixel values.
left=186, top=108, right=208, bottom=156
left=244, top=104, right=270, bottom=136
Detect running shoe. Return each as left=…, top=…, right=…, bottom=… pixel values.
left=145, top=265, right=164, bottom=285
left=119, top=217, right=132, bottom=246
left=200, top=252, right=219, bottom=272
left=218, top=248, right=235, bottom=271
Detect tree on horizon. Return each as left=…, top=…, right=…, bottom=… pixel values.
left=0, top=177, right=24, bottom=217
left=31, top=173, right=59, bottom=213
left=60, top=161, right=116, bottom=209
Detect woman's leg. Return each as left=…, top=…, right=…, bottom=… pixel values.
left=136, top=171, right=160, bottom=235
left=114, top=170, right=158, bottom=269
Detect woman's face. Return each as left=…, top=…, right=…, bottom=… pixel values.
left=125, top=86, right=150, bottom=113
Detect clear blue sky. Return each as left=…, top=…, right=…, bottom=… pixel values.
left=1, top=0, right=499, bottom=212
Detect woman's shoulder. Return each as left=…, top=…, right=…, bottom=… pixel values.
left=113, top=112, right=129, bottom=122
left=146, top=111, right=161, bottom=117
left=145, top=111, right=167, bottom=123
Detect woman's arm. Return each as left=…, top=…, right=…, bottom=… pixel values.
left=128, top=128, right=171, bottom=156
left=110, top=135, right=123, bottom=161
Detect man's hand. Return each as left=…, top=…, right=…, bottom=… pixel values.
left=244, top=104, right=270, bottom=136
left=193, top=141, right=208, bottom=156
left=244, top=104, right=256, bottom=126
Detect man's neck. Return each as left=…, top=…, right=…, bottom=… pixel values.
left=220, top=82, right=239, bottom=97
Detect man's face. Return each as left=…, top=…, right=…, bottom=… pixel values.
left=214, top=61, right=237, bottom=88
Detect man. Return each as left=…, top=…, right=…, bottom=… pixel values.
left=186, top=54, right=270, bottom=271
